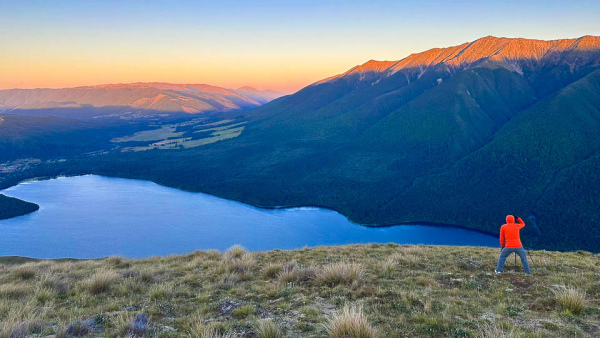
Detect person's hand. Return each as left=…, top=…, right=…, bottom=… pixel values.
left=517, top=217, right=523, bottom=222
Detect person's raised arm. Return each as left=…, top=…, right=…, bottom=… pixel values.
left=517, top=217, right=525, bottom=229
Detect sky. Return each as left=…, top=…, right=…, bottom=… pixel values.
left=1, top=0, right=599, bottom=93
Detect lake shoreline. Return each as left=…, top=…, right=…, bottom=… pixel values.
left=1, top=173, right=499, bottom=239
left=0, top=175, right=499, bottom=258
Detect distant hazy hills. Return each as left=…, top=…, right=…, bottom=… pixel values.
left=0, top=82, right=284, bottom=117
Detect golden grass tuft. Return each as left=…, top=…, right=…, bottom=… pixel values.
left=223, top=245, right=247, bottom=260
left=278, top=265, right=317, bottom=285
left=13, top=263, right=37, bottom=280
left=325, top=304, right=377, bottom=338
left=226, top=253, right=255, bottom=275
left=84, top=270, right=120, bottom=294
left=261, top=263, right=284, bottom=279
left=553, top=285, right=587, bottom=315
left=317, top=262, right=363, bottom=286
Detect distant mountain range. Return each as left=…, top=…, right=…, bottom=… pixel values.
left=0, top=82, right=284, bottom=117
left=2, top=35, right=600, bottom=251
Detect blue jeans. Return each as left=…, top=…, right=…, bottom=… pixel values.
left=496, top=247, right=531, bottom=274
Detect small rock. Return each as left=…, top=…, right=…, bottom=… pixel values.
left=123, top=305, right=140, bottom=311
left=218, top=300, right=240, bottom=317
left=160, top=326, right=177, bottom=333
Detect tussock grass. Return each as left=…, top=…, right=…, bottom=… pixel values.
left=34, top=286, right=57, bottom=304
left=254, top=319, right=283, bottom=338
left=0, top=301, right=46, bottom=338
left=84, top=270, right=120, bottom=294
left=317, top=262, right=363, bottom=286
left=477, top=322, right=518, bottom=338
left=39, top=272, right=70, bottom=293
left=13, top=263, right=37, bottom=280
left=390, top=252, right=422, bottom=267
left=325, top=304, right=377, bottom=338
left=261, top=263, right=284, bottom=279
left=278, top=260, right=317, bottom=285
left=110, top=312, right=134, bottom=337
left=553, top=285, right=587, bottom=315
left=105, top=256, right=129, bottom=268
left=380, top=257, right=397, bottom=277
left=188, top=322, right=234, bottom=338
left=0, top=283, right=31, bottom=299
left=1, top=318, right=45, bottom=338
left=226, top=253, right=255, bottom=275
left=223, top=245, right=247, bottom=260
left=149, top=282, right=178, bottom=299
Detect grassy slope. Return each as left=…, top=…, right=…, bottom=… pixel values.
left=0, top=245, right=598, bottom=337
left=0, top=194, right=38, bottom=220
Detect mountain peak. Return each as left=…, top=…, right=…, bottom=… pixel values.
left=319, top=35, right=600, bottom=85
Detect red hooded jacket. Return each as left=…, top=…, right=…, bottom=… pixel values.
left=500, top=215, right=525, bottom=248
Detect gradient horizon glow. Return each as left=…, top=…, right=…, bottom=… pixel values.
left=2, top=0, right=599, bottom=93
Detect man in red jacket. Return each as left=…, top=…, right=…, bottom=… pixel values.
left=495, top=215, right=531, bottom=274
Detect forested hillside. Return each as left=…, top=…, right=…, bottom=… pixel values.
left=0, top=194, right=38, bottom=220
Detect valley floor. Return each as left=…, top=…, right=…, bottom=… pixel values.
left=0, top=245, right=598, bottom=337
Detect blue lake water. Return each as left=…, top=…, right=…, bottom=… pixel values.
left=0, top=175, right=497, bottom=258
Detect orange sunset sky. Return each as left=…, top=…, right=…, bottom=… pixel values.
left=2, top=1, right=599, bottom=93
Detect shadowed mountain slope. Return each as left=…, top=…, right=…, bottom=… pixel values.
left=181, top=35, right=600, bottom=251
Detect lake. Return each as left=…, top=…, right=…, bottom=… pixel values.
left=0, top=175, right=498, bottom=258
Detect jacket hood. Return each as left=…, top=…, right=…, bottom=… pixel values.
left=506, top=215, right=515, bottom=224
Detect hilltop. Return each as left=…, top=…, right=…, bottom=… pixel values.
left=0, top=245, right=598, bottom=337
